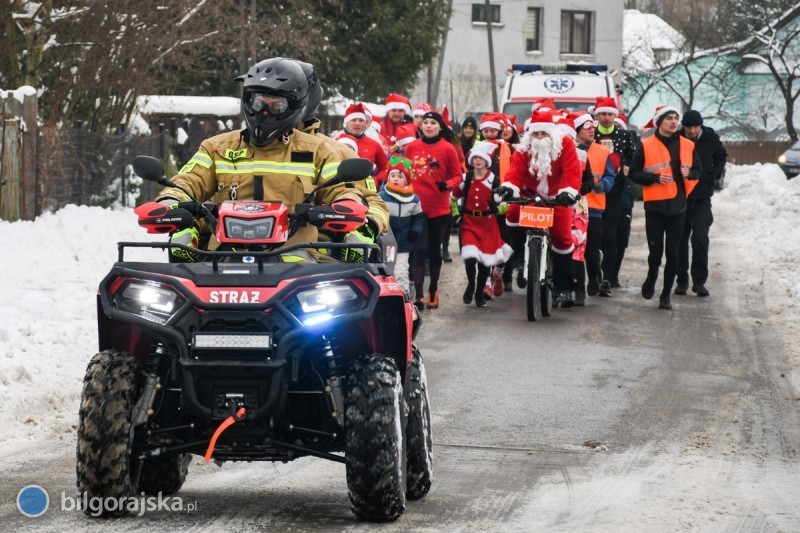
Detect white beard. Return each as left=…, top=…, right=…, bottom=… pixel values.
left=520, top=128, right=564, bottom=197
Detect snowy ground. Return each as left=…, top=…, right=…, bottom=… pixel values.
left=1, top=164, right=799, bottom=524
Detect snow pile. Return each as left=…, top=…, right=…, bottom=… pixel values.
left=0, top=206, right=165, bottom=445
left=623, top=9, right=685, bottom=73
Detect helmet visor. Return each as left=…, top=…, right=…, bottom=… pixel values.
left=245, top=92, right=292, bottom=118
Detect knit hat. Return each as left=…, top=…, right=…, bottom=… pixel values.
left=527, top=109, right=555, bottom=135
left=395, top=123, right=418, bottom=147
left=414, top=103, right=432, bottom=116
left=422, top=111, right=446, bottom=130
left=343, top=102, right=368, bottom=125
left=385, top=93, right=411, bottom=115
left=468, top=140, right=497, bottom=166
left=681, top=110, right=703, bottom=126
left=479, top=112, right=504, bottom=131
left=644, top=105, right=681, bottom=129
left=386, top=162, right=410, bottom=183
left=594, top=96, right=619, bottom=115
left=461, top=115, right=478, bottom=131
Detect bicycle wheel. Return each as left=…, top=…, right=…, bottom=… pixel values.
left=526, top=235, right=543, bottom=321
left=541, top=240, right=554, bottom=317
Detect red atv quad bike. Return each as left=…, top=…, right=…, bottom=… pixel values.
left=76, top=156, right=432, bottom=522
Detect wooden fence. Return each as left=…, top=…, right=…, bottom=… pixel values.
left=0, top=88, right=37, bottom=221
left=723, top=140, right=792, bottom=166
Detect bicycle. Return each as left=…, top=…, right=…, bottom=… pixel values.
left=505, top=196, right=558, bottom=321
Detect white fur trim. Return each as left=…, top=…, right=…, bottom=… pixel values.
left=504, top=182, right=521, bottom=197
left=480, top=120, right=502, bottom=131
left=653, top=105, right=681, bottom=126
left=573, top=113, right=594, bottom=130
left=396, top=135, right=415, bottom=147
left=344, top=112, right=367, bottom=125
left=557, top=186, right=579, bottom=197
left=594, top=106, right=618, bottom=115
left=551, top=243, right=575, bottom=254
left=529, top=122, right=555, bottom=134
left=385, top=102, right=411, bottom=115
left=468, top=152, right=492, bottom=166
left=460, top=243, right=513, bottom=267
left=413, top=109, right=426, bottom=116
left=556, top=123, right=576, bottom=140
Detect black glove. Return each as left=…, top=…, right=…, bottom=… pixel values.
left=592, top=181, right=606, bottom=194
left=555, top=191, right=577, bottom=205
left=495, top=185, right=514, bottom=200
left=436, top=181, right=449, bottom=192
left=407, top=230, right=419, bottom=242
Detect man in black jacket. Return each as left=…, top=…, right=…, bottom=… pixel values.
left=676, top=110, right=727, bottom=297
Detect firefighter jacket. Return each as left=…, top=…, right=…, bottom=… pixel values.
left=301, top=119, right=389, bottom=234
left=157, top=129, right=367, bottom=246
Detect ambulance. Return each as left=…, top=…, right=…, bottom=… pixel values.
left=500, top=63, right=621, bottom=128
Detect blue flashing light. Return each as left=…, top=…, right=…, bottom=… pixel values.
left=511, top=64, right=541, bottom=73
left=565, top=63, right=608, bottom=73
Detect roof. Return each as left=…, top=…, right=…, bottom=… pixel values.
left=135, top=95, right=240, bottom=117
left=623, top=9, right=685, bottom=72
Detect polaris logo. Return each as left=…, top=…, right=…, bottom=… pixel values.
left=209, top=290, right=261, bottom=303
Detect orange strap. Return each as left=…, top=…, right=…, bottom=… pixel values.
left=204, top=407, right=246, bottom=462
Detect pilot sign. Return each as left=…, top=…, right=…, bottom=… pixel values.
left=543, top=76, right=575, bottom=94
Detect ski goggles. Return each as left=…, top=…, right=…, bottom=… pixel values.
left=245, top=92, right=292, bottom=118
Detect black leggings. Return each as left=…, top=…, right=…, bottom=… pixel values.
left=644, top=210, right=686, bottom=296
left=464, top=258, right=490, bottom=295
left=412, top=214, right=450, bottom=297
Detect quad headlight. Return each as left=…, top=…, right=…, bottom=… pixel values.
left=225, top=217, right=274, bottom=241
left=288, top=283, right=365, bottom=326
left=114, top=280, right=185, bottom=325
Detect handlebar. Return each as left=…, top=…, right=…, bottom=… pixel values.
left=503, top=196, right=562, bottom=207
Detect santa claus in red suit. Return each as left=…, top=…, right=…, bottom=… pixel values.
left=381, top=93, right=412, bottom=145
left=496, top=109, right=582, bottom=306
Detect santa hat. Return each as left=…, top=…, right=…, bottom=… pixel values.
left=386, top=162, right=411, bottom=183
left=343, top=102, right=368, bottom=125
left=594, top=96, right=619, bottom=116
left=441, top=105, right=453, bottom=128
left=336, top=134, right=358, bottom=153
left=468, top=140, right=497, bottom=166
left=395, top=123, right=417, bottom=147
left=644, top=105, right=681, bottom=129
left=385, top=93, right=411, bottom=115
left=615, top=112, right=628, bottom=129
left=527, top=109, right=555, bottom=135
left=413, top=103, right=432, bottom=116
left=479, top=112, right=504, bottom=131
left=531, top=98, right=557, bottom=113
left=556, top=117, right=576, bottom=140
left=572, top=111, right=595, bottom=132
left=504, top=114, right=517, bottom=130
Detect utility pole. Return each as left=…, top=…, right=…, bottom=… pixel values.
left=485, top=0, right=498, bottom=110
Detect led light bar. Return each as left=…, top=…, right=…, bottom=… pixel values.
left=193, top=334, right=272, bottom=349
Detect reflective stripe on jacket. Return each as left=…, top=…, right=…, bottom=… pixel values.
left=157, top=129, right=364, bottom=246
left=584, top=142, right=611, bottom=211
left=641, top=135, right=697, bottom=202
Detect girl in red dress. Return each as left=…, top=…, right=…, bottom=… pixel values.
left=452, top=141, right=512, bottom=307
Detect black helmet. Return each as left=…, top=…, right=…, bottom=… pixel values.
left=236, top=57, right=309, bottom=147
left=293, top=60, right=323, bottom=121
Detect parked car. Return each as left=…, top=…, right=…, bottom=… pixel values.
left=778, top=141, right=800, bottom=178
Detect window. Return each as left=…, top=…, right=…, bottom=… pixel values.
left=560, top=11, right=593, bottom=54
left=472, top=3, right=501, bottom=24
left=526, top=8, right=542, bottom=52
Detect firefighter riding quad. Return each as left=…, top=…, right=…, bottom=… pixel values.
left=76, top=156, right=432, bottom=522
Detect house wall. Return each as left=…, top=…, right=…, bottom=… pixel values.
left=411, top=0, right=624, bottom=120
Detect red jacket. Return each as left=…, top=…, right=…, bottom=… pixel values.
left=349, top=133, right=388, bottom=174
left=405, top=137, right=463, bottom=217
left=504, top=135, right=581, bottom=199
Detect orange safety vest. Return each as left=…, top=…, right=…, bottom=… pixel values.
left=584, top=142, right=611, bottom=211
left=641, top=135, right=697, bottom=202
left=498, top=142, right=512, bottom=182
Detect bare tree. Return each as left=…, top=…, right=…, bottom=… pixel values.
left=742, top=6, right=800, bottom=142
left=442, top=64, right=493, bottom=120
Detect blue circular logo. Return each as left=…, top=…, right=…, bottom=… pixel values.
left=17, top=485, right=49, bottom=517
left=543, top=76, right=575, bottom=94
